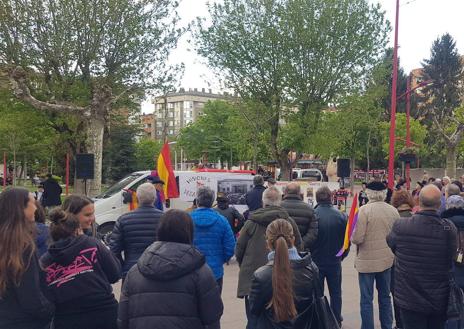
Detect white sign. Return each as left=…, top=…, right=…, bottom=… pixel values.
left=179, top=174, right=218, bottom=201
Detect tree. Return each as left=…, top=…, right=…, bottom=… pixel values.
left=0, top=89, right=58, bottom=184
left=134, top=138, right=163, bottom=171
left=421, top=33, right=464, bottom=178
left=379, top=113, right=427, bottom=161
left=177, top=100, right=271, bottom=168
left=0, top=0, right=183, bottom=195
left=195, top=0, right=389, bottom=179
left=102, top=121, right=139, bottom=183
left=372, top=48, right=410, bottom=119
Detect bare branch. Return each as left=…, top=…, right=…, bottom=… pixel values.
left=8, top=67, right=89, bottom=116
left=111, top=86, right=135, bottom=105
left=432, top=116, right=451, bottom=144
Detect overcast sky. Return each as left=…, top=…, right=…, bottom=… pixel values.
left=143, top=0, right=464, bottom=112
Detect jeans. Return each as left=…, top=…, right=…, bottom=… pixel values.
left=245, top=296, right=258, bottom=329
left=359, top=268, right=393, bottom=329
left=390, top=266, right=402, bottom=328
left=400, top=308, right=446, bottom=329
left=318, top=262, right=343, bottom=324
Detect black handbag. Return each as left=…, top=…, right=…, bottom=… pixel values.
left=311, top=263, right=341, bottom=329
left=447, top=272, right=464, bottom=321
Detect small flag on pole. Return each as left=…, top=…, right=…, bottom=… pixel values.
left=157, top=143, right=179, bottom=198
left=336, top=193, right=359, bottom=257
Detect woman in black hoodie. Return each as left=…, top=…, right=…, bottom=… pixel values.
left=118, top=209, right=223, bottom=329
left=0, top=188, right=54, bottom=329
left=40, top=209, right=121, bottom=329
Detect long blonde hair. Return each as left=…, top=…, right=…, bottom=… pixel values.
left=266, top=219, right=297, bottom=322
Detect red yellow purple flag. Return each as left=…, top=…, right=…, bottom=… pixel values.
left=336, top=193, right=359, bottom=257
left=157, top=143, right=179, bottom=198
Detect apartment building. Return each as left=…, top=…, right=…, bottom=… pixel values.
left=140, top=113, right=154, bottom=138
left=152, top=88, right=226, bottom=140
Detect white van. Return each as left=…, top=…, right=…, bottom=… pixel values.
left=94, top=170, right=255, bottom=240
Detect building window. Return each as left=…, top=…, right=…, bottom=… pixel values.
left=185, top=119, right=192, bottom=125
left=183, top=101, right=193, bottom=109
left=169, top=129, right=174, bottom=135
left=168, top=103, right=174, bottom=109
left=168, top=112, right=174, bottom=118
left=169, top=121, right=174, bottom=127
left=156, top=122, right=163, bottom=127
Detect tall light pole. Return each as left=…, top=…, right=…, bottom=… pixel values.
left=387, top=0, right=401, bottom=189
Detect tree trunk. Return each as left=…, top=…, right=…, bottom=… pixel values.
left=278, top=150, right=290, bottom=181
left=446, top=144, right=457, bottom=179
left=350, top=157, right=355, bottom=195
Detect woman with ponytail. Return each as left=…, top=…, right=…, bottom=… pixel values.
left=40, top=209, right=121, bottom=329
left=249, top=219, right=318, bottom=328
left=0, top=188, right=54, bottom=329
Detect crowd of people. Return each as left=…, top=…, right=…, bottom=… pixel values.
left=1, top=172, right=464, bottom=329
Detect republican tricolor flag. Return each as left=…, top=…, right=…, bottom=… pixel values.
left=336, top=193, right=359, bottom=257
left=157, top=142, right=179, bottom=198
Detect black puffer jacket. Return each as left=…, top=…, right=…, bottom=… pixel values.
left=109, top=205, right=163, bottom=276
left=118, top=241, right=223, bottom=329
left=442, top=207, right=464, bottom=288
left=249, top=254, right=317, bottom=329
left=387, top=210, right=457, bottom=314
left=281, top=195, right=318, bottom=250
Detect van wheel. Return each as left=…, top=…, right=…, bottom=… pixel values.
left=97, top=222, right=115, bottom=245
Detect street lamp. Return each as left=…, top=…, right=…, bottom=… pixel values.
left=396, top=78, right=433, bottom=189
left=168, top=141, right=178, bottom=170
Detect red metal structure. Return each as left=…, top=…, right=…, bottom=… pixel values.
left=387, top=0, right=400, bottom=190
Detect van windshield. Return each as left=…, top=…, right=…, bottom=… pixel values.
left=95, top=173, right=144, bottom=199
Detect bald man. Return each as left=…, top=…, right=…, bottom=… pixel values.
left=387, top=185, right=457, bottom=329
left=281, top=182, right=318, bottom=250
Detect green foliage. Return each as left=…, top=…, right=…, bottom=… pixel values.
left=177, top=100, right=270, bottom=166
left=379, top=113, right=427, bottom=159
left=134, top=138, right=163, bottom=171
left=102, top=122, right=140, bottom=182
left=421, top=33, right=464, bottom=122
left=195, top=0, right=390, bottom=172
left=0, top=89, right=57, bottom=164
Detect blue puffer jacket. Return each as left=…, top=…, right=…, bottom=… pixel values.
left=191, top=208, right=236, bottom=280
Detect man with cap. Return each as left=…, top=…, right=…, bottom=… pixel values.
left=351, top=181, right=400, bottom=329
left=146, top=175, right=165, bottom=211
left=214, top=193, right=245, bottom=237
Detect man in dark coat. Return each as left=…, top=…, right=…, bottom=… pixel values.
left=281, top=182, right=318, bottom=250
left=245, top=175, right=266, bottom=212
left=311, top=186, right=347, bottom=326
left=387, top=184, right=457, bottom=329
left=42, top=173, right=62, bottom=207
left=109, top=183, right=164, bottom=278
left=236, top=186, right=302, bottom=329
left=214, top=194, right=245, bottom=236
